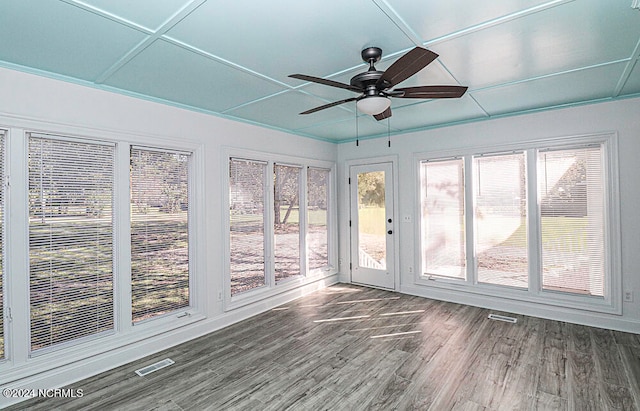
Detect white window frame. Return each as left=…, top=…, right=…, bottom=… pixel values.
left=414, top=132, right=621, bottom=314
left=129, top=145, right=195, bottom=325
left=0, top=120, right=205, bottom=382
left=306, top=166, right=333, bottom=275
left=0, top=129, right=6, bottom=364
left=273, top=162, right=304, bottom=285
left=222, top=147, right=337, bottom=311
left=27, top=132, right=117, bottom=356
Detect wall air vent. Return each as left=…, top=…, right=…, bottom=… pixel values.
left=135, top=358, right=175, bottom=377
left=488, top=313, right=518, bottom=323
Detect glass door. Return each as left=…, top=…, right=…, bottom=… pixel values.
left=350, top=162, right=395, bottom=289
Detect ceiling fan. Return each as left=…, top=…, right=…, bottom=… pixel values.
left=289, top=46, right=468, bottom=120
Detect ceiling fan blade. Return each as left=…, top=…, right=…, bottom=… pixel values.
left=393, top=85, right=468, bottom=99
left=373, top=107, right=392, bottom=121
left=377, top=47, right=439, bottom=89
left=289, top=74, right=362, bottom=92
left=299, top=97, right=358, bottom=115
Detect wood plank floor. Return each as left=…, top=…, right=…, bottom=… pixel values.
left=11, top=284, right=640, bottom=410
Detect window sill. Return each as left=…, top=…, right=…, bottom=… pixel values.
left=414, top=275, right=620, bottom=315
left=226, top=270, right=337, bottom=312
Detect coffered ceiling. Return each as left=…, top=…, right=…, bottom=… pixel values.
left=1, top=0, right=639, bottom=142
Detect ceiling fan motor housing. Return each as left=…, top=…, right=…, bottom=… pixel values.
left=350, top=71, right=389, bottom=95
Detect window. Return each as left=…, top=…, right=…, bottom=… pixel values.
left=229, top=158, right=267, bottom=296
left=538, top=146, right=604, bottom=296
left=28, top=135, right=114, bottom=352
left=227, top=154, right=335, bottom=302
left=130, top=148, right=190, bottom=323
left=307, top=167, right=330, bottom=270
left=418, top=137, right=616, bottom=309
left=274, top=164, right=301, bottom=282
left=0, top=130, right=4, bottom=360
left=473, top=153, right=527, bottom=288
left=420, top=158, right=466, bottom=279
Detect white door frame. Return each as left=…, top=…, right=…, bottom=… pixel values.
left=346, top=156, right=399, bottom=291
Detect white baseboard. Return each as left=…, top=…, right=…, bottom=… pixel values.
left=400, top=283, right=640, bottom=334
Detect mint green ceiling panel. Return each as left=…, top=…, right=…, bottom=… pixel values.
left=0, top=0, right=638, bottom=142
left=0, top=0, right=147, bottom=81
left=296, top=116, right=395, bottom=142
left=224, top=90, right=357, bottom=131
left=430, top=0, right=640, bottom=89
left=383, top=95, right=487, bottom=131
left=620, top=60, right=640, bottom=97
left=385, top=0, right=552, bottom=42
left=165, top=0, right=416, bottom=84
left=104, top=40, right=286, bottom=113
left=78, top=0, right=192, bottom=30
left=472, top=62, right=627, bottom=115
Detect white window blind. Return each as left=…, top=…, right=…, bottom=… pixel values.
left=28, top=135, right=114, bottom=352
left=420, top=158, right=466, bottom=279
left=274, top=164, right=301, bottom=282
left=229, top=158, right=267, bottom=295
left=474, top=153, right=528, bottom=288
left=538, top=145, right=605, bottom=296
left=130, top=148, right=190, bottom=323
left=307, top=167, right=330, bottom=270
left=0, top=130, right=4, bottom=360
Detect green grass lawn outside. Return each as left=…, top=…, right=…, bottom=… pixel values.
left=499, top=216, right=589, bottom=251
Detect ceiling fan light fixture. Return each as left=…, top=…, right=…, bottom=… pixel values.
left=357, top=96, right=391, bottom=115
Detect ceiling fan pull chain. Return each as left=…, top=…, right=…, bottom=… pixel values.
left=387, top=117, right=391, bottom=148
left=356, top=101, right=359, bottom=146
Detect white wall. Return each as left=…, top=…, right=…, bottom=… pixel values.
left=0, top=67, right=338, bottom=407
left=337, top=97, right=640, bottom=333
left=2, top=64, right=639, bottom=406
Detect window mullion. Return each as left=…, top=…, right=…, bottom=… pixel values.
left=115, top=143, right=132, bottom=333
left=463, top=156, right=476, bottom=284
left=526, top=149, right=541, bottom=295
left=5, top=129, right=31, bottom=366
left=265, top=161, right=275, bottom=288
left=299, top=166, right=308, bottom=276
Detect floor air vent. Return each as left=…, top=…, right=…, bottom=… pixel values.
left=488, top=313, right=518, bottom=323
left=135, top=358, right=175, bottom=377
